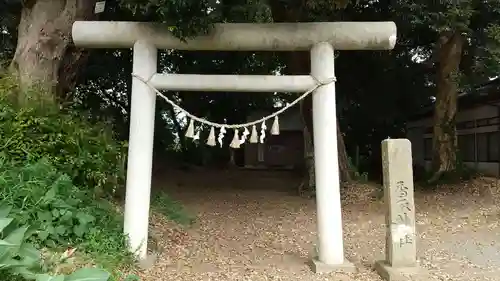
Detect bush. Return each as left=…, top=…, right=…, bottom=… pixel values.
left=0, top=156, right=91, bottom=246
left=0, top=73, right=190, bottom=280
left=0, top=75, right=127, bottom=197
left=0, top=202, right=111, bottom=281
left=0, top=156, right=132, bottom=269
left=0, top=75, right=133, bottom=277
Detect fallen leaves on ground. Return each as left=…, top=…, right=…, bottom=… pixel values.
left=131, top=171, right=500, bottom=281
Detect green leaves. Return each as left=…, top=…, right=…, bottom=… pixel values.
left=0, top=202, right=41, bottom=278
left=0, top=157, right=115, bottom=250
left=0, top=80, right=127, bottom=198
left=0, top=203, right=12, bottom=218
left=120, top=0, right=218, bottom=40
left=0, top=217, right=13, bottom=233
left=35, top=268, right=110, bottom=281
left=0, top=162, right=67, bottom=243
left=65, top=268, right=110, bottom=281
left=0, top=77, right=133, bottom=276
left=36, top=274, right=65, bottom=281
left=0, top=203, right=112, bottom=281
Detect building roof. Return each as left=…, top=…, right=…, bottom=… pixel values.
left=408, top=78, right=500, bottom=121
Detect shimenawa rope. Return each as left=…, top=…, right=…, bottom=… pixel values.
left=131, top=73, right=335, bottom=148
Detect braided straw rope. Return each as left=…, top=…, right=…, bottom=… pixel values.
left=131, top=73, right=336, bottom=130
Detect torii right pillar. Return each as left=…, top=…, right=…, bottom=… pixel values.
left=309, top=41, right=356, bottom=273
left=308, top=28, right=397, bottom=273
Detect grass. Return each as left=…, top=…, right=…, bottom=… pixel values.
left=151, top=191, right=196, bottom=226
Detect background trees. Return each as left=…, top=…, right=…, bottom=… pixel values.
left=396, top=0, right=500, bottom=181
left=1, top=0, right=499, bottom=184
left=2, top=1, right=499, bottom=279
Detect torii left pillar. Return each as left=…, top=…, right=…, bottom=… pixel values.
left=71, top=20, right=397, bottom=271
left=123, top=40, right=157, bottom=259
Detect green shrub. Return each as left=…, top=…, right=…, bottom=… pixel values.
left=0, top=74, right=138, bottom=279
left=0, top=75, right=127, bottom=197
left=0, top=203, right=111, bottom=281
left=0, top=156, right=131, bottom=265
left=0, top=74, right=188, bottom=280
left=0, top=157, right=89, bottom=245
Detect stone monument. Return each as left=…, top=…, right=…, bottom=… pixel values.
left=375, top=138, right=422, bottom=281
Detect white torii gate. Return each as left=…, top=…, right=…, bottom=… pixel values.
left=72, top=21, right=396, bottom=272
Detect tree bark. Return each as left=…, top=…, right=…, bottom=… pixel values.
left=429, top=31, right=465, bottom=183
left=336, top=123, right=352, bottom=182
left=10, top=0, right=98, bottom=103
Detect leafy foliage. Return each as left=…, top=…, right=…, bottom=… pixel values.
left=396, top=0, right=500, bottom=85
left=0, top=157, right=93, bottom=246
left=0, top=76, right=134, bottom=276
left=0, top=75, right=127, bottom=197
left=0, top=75, right=199, bottom=280
left=35, top=268, right=110, bottom=281
left=0, top=204, right=40, bottom=280
left=3, top=0, right=496, bottom=186
left=0, top=157, right=129, bottom=256
left=0, top=203, right=111, bottom=281
left=0, top=155, right=134, bottom=275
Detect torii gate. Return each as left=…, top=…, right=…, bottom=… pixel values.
left=72, top=21, right=396, bottom=273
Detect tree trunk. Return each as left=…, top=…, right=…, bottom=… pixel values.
left=10, top=0, right=97, bottom=103
left=429, top=31, right=465, bottom=183
left=337, top=124, right=352, bottom=181
left=268, top=0, right=352, bottom=196
left=300, top=84, right=352, bottom=183
left=303, top=124, right=315, bottom=192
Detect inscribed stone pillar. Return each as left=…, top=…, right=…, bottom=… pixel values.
left=375, top=138, right=422, bottom=281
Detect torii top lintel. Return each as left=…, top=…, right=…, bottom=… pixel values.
left=72, top=21, right=396, bottom=51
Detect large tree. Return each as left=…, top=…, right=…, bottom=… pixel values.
left=1, top=0, right=436, bottom=187
left=399, top=0, right=500, bottom=181
left=7, top=0, right=100, bottom=101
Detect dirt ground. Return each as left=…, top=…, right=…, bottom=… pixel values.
left=136, top=169, right=500, bottom=281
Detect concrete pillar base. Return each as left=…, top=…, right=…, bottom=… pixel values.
left=309, top=258, right=356, bottom=273
left=375, top=260, right=427, bottom=281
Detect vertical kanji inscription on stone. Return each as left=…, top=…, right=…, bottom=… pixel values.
left=381, top=138, right=417, bottom=267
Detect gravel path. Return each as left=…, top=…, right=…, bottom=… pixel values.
left=137, top=170, right=500, bottom=281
